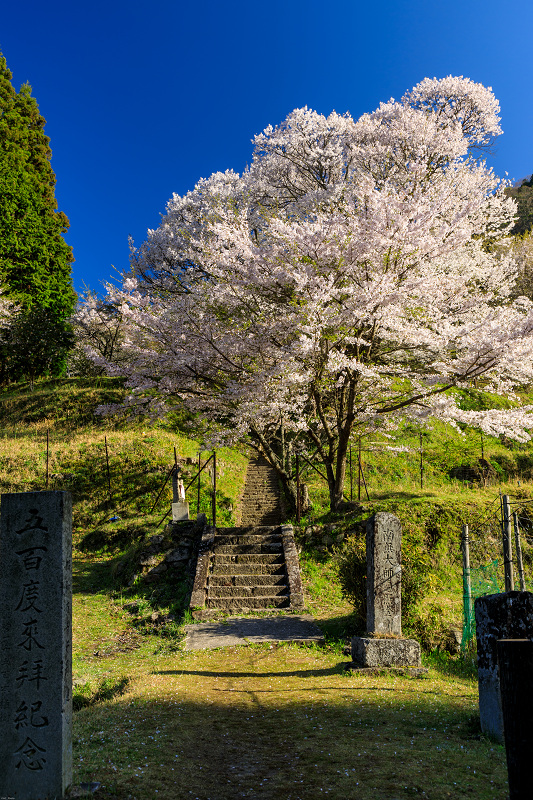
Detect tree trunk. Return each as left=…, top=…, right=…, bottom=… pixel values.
left=331, top=422, right=352, bottom=510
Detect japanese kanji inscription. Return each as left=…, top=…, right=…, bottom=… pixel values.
left=0, top=491, right=72, bottom=799
left=366, top=512, right=402, bottom=635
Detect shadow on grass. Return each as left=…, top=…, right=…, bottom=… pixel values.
left=73, top=556, right=118, bottom=594
left=73, top=675, right=131, bottom=711
left=155, top=665, right=345, bottom=679
left=71, top=695, right=506, bottom=799
left=318, top=612, right=364, bottom=643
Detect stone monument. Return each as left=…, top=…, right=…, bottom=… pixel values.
left=350, top=512, right=422, bottom=669
left=366, top=511, right=402, bottom=634
left=172, top=478, right=189, bottom=522
left=0, top=491, right=73, bottom=799
left=475, top=591, right=533, bottom=743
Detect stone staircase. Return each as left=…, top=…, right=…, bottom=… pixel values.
left=189, top=457, right=304, bottom=615
left=190, top=524, right=304, bottom=613
left=207, top=526, right=288, bottom=610
left=239, top=456, right=281, bottom=526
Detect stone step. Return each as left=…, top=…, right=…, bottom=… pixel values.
left=240, top=508, right=279, bottom=513
left=212, top=553, right=284, bottom=565
left=205, top=595, right=290, bottom=610
left=211, top=562, right=286, bottom=576
left=208, top=584, right=288, bottom=598
left=218, top=526, right=280, bottom=535
left=239, top=457, right=282, bottom=528
left=209, top=574, right=287, bottom=587
left=241, top=489, right=278, bottom=494
left=213, top=534, right=282, bottom=546
left=213, top=543, right=283, bottom=555
left=191, top=519, right=304, bottom=614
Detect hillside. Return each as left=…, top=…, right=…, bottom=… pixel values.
left=0, top=376, right=519, bottom=798
left=0, top=376, right=248, bottom=545
left=1, top=376, right=531, bottom=648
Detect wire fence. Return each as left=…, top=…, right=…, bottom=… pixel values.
left=461, top=491, right=533, bottom=651
left=0, top=427, right=226, bottom=530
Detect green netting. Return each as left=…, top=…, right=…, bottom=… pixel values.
left=461, top=560, right=501, bottom=651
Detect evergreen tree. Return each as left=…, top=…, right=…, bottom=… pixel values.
left=506, top=175, right=533, bottom=236
left=0, top=51, right=75, bottom=379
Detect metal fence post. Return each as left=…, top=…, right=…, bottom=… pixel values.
left=502, top=495, right=514, bottom=592
left=513, top=512, right=526, bottom=591
left=462, top=524, right=472, bottom=647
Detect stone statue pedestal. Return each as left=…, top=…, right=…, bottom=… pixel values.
left=350, top=635, right=421, bottom=667
left=172, top=501, right=190, bottom=522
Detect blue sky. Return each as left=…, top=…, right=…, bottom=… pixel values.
left=2, top=0, right=533, bottom=295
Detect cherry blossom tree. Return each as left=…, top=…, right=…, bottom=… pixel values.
left=0, top=293, right=15, bottom=383
left=70, top=288, right=130, bottom=376
left=93, top=76, right=533, bottom=512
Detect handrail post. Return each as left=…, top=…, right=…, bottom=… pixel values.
left=172, top=446, right=179, bottom=502
left=197, top=451, right=201, bottom=516
left=419, top=431, right=424, bottom=489
left=105, top=436, right=112, bottom=501
left=46, top=428, right=49, bottom=489
left=358, top=437, right=361, bottom=501
left=349, top=445, right=353, bottom=501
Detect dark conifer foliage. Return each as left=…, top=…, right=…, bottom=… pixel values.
left=506, top=175, right=533, bottom=236
left=0, top=51, right=75, bottom=380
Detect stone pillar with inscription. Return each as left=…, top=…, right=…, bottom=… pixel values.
left=0, top=491, right=72, bottom=799
left=366, top=511, right=402, bottom=635
left=350, top=512, right=423, bottom=670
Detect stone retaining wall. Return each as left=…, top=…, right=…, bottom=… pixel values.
left=115, top=514, right=207, bottom=589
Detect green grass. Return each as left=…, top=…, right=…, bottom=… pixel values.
left=67, top=512, right=507, bottom=799
left=65, top=550, right=508, bottom=800
left=1, top=376, right=526, bottom=798
left=0, top=377, right=248, bottom=542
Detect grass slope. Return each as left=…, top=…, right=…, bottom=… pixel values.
left=2, top=377, right=527, bottom=798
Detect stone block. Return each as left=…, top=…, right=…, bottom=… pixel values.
left=366, top=512, right=402, bottom=635
left=351, top=636, right=421, bottom=667
left=475, top=591, right=533, bottom=743
left=165, top=547, right=190, bottom=564
left=0, top=491, right=73, bottom=799
left=281, top=525, right=305, bottom=609
left=172, top=501, right=190, bottom=522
